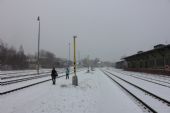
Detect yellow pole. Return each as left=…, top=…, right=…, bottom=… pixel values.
left=73, top=36, right=77, bottom=76
left=72, top=36, right=78, bottom=86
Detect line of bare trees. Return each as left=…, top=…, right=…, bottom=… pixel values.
left=0, top=39, right=68, bottom=70
left=0, top=40, right=28, bottom=70
left=39, top=50, right=68, bottom=68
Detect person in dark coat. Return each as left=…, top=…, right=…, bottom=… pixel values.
left=66, top=68, right=70, bottom=79
left=51, top=67, right=58, bottom=85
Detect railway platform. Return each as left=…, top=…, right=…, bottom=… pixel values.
left=0, top=69, right=145, bottom=113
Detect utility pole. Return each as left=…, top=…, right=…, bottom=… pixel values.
left=87, top=55, right=90, bottom=73
left=37, top=16, right=40, bottom=75
left=78, top=51, right=80, bottom=67
left=72, top=36, right=78, bottom=86
left=69, top=43, right=71, bottom=68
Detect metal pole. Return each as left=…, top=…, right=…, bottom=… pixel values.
left=73, top=36, right=76, bottom=76
left=78, top=51, right=80, bottom=67
left=72, top=36, right=78, bottom=86
left=69, top=43, right=71, bottom=68
left=87, top=55, right=90, bottom=72
left=37, top=16, right=40, bottom=75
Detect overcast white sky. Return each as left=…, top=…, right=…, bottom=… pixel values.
left=0, top=0, right=170, bottom=62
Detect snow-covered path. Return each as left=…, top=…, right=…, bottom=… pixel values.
left=0, top=69, right=143, bottom=113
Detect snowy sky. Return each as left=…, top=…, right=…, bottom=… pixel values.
left=0, top=0, right=170, bottom=62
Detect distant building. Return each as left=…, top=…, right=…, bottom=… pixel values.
left=122, top=44, right=170, bottom=75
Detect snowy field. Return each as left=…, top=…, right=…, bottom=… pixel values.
left=0, top=69, right=144, bottom=113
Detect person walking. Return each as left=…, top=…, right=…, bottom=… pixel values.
left=66, top=68, right=70, bottom=79
left=51, top=67, right=58, bottom=85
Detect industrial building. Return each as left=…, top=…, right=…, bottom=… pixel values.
left=117, top=44, right=170, bottom=75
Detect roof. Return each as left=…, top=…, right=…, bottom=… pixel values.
left=123, top=44, right=170, bottom=60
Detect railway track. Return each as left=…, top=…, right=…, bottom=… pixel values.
left=114, top=69, right=170, bottom=82
left=0, top=74, right=50, bottom=85
left=0, top=70, right=49, bottom=76
left=101, top=70, right=157, bottom=113
left=101, top=69, right=170, bottom=113
left=118, top=70, right=170, bottom=82
left=0, top=71, right=66, bottom=85
left=110, top=70, right=170, bottom=88
left=0, top=75, right=65, bottom=95
left=0, top=69, right=84, bottom=95
left=0, top=71, right=50, bottom=80
left=0, top=71, right=28, bottom=75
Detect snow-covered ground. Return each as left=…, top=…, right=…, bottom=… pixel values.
left=0, top=69, right=144, bottom=113
left=0, top=68, right=83, bottom=93
left=106, top=68, right=170, bottom=102
left=103, top=69, right=170, bottom=113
